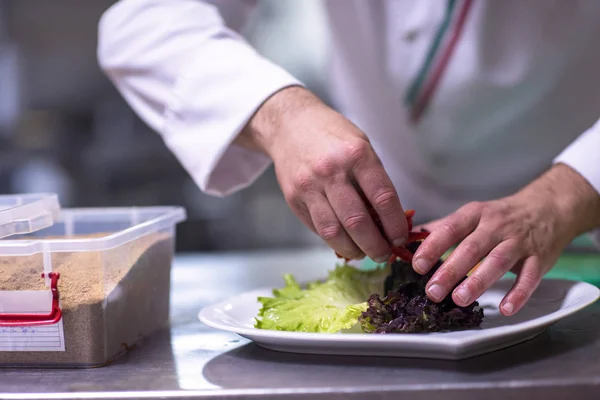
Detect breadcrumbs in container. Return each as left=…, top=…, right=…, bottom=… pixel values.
left=0, top=206, right=186, bottom=368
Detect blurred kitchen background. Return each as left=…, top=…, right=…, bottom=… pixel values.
left=0, top=0, right=333, bottom=252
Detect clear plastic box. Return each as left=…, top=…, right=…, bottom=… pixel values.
left=0, top=193, right=60, bottom=239
left=0, top=206, right=186, bottom=367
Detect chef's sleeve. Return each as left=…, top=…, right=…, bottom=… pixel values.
left=97, top=0, right=302, bottom=197
left=553, top=119, right=600, bottom=249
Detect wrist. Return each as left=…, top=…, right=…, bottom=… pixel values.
left=524, top=163, right=600, bottom=238
left=237, top=85, right=321, bottom=157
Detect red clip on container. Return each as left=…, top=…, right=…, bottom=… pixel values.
left=0, top=272, right=62, bottom=327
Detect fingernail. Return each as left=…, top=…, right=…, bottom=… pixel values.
left=502, top=302, right=514, bottom=315
left=375, top=253, right=391, bottom=264
left=393, top=238, right=406, bottom=247
left=454, top=287, right=471, bottom=305
left=413, top=258, right=429, bottom=274
left=427, top=284, right=445, bottom=301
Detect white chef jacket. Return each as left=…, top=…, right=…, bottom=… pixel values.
left=97, top=0, right=600, bottom=244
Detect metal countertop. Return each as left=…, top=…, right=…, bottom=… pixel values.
left=1, top=249, right=599, bottom=400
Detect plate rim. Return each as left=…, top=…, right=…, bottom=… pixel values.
left=198, top=278, right=600, bottom=351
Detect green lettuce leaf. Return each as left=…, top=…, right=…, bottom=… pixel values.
left=255, top=263, right=389, bottom=333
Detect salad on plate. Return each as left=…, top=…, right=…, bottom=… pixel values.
left=254, top=210, right=484, bottom=334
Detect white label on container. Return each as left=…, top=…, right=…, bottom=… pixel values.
left=0, top=291, right=65, bottom=352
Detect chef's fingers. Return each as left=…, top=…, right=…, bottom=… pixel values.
left=303, top=192, right=364, bottom=260
left=425, top=228, right=501, bottom=303
left=287, top=197, right=317, bottom=233
left=413, top=204, right=481, bottom=274
left=500, top=256, right=542, bottom=316
left=352, top=161, right=408, bottom=247
left=450, top=239, right=522, bottom=306
left=325, top=182, right=391, bottom=263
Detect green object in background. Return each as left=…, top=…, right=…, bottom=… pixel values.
left=570, top=234, right=596, bottom=248
left=545, top=253, right=600, bottom=287
left=359, top=235, right=600, bottom=287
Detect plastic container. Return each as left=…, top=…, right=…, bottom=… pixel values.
left=0, top=193, right=60, bottom=239
left=0, top=206, right=186, bottom=367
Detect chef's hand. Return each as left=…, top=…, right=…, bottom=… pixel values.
left=413, top=163, right=600, bottom=316
left=237, top=86, right=409, bottom=262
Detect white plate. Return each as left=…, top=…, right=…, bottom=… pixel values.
left=199, top=278, right=600, bottom=360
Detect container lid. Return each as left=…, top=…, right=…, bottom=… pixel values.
left=0, top=193, right=61, bottom=239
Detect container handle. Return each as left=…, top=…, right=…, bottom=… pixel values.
left=0, top=272, right=63, bottom=327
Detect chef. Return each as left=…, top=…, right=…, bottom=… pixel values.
left=97, top=0, right=600, bottom=316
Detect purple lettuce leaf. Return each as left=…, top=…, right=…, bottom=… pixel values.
left=361, top=241, right=484, bottom=334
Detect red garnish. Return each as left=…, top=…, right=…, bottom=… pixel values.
left=404, top=209, right=416, bottom=231
left=391, top=246, right=415, bottom=262
left=334, top=208, right=430, bottom=265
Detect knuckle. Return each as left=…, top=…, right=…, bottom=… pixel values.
left=520, top=268, right=541, bottom=286
left=371, top=188, right=398, bottom=212
left=440, top=222, right=459, bottom=238
left=486, top=252, right=512, bottom=270
left=318, top=224, right=343, bottom=241
left=510, top=287, right=530, bottom=303
left=312, top=158, right=338, bottom=179
left=292, top=173, right=316, bottom=194
left=342, top=213, right=369, bottom=231
left=461, top=240, right=482, bottom=260
left=282, top=189, right=297, bottom=205
left=462, top=201, right=484, bottom=215
left=468, top=274, right=486, bottom=293
left=481, top=200, right=509, bottom=221
left=345, top=140, right=371, bottom=165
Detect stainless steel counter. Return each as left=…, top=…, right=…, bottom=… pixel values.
left=1, top=249, right=600, bottom=400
